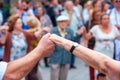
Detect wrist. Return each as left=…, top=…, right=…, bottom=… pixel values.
left=63, top=39, right=74, bottom=51
left=34, top=46, right=44, bottom=58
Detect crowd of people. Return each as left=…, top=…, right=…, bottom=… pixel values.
left=0, top=0, right=120, bottom=80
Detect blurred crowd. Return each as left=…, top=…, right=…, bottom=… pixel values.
left=0, top=0, right=120, bottom=80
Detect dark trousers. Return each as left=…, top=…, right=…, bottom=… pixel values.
left=70, top=54, right=75, bottom=66
left=44, top=57, right=49, bottom=67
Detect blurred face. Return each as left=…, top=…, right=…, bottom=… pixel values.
left=52, top=0, right=58, bottom=6
left=22, top=2, right=29, bottom=11
left=58, top=21, right=69, bottom=30
left=101, top=14, right=110, bottom=25
left=75, top=0, right=80, bottom=4
left=94, top=11, right=101, bottom=21
left=94, top=1, right=102, bottom=8
left=112, top=0, right=120, bottom=8
left=37, top=7, right=44, bottom=16
left=66, top=1, right=73, bottom=11
left=18, top=0, right=22, bottom=9
left=34, top=2, right=41, bottom=9
left=103, top=3, right=109, bottom=11
left=14, top=18, right=22, bottom=31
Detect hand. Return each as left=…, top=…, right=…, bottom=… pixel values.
left=78, top=26, right=86, bottom=35
left=36, top=33, right=55, bottom=57
left=50, top=34, right=74, bottom=50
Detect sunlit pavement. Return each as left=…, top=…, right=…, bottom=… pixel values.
left=39, top=58, right=90, bottom=80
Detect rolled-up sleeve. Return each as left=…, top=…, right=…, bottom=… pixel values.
left=0, top=62, right=8, bottom=80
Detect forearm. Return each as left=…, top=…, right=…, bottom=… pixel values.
left=61, top=38, right=114, bottom=73
left=3, top=47, right=43, bottom=80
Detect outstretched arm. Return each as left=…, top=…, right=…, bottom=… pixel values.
left=50, top=34, right=120, bottom=79
left=3, top=33, right=55, bottom=80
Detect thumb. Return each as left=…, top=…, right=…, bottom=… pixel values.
left=44, top=33, right=51, bottom=38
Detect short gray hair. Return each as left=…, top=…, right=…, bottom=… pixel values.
left=64, top=0, right=73, bottom=8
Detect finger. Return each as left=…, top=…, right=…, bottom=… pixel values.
left=43, top=33, right=51, bottom=38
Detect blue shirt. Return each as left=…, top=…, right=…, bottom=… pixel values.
left=0, top=62, right=7, bottom=80
left=10, top=32, right=27, bottom=61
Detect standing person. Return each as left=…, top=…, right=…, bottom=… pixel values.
left=0, top=15, right=42, bottom=80
left=84, top=8, right=102, bottom=47
left=49, top=34, right=120, bottom=80
left=101, top=1, right=110, bottom=13
left=37, top=6, right=52, bottom=33
left=62, top=1, right=79, bottom=68
left=84, top=8, right=102, bottom=80
left=26, top=16, right=43, bottom=80
left=45, top=0, right=58, bottom=27
left=109, top=0, right=120, bottom=61
left=21, top=0, right=34, bottom=30
left=0, top=33, right=55, bottom=80
left=73, top=0, right=84, bottom=26
left=49, top=15, right=84, bottom=80
left=37, top=6, right=53, bottom=67
left=109, top=0, right=120, bottom=31
left=86, top=13, right=120, bottom=79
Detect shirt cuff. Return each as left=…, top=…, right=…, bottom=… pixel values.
left=0, top=61, right=8, bottom=80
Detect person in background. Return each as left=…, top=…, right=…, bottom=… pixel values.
left=62, top=0, right=80, bottom=69
left=45, top=0, right=58, bottom=27
left=49, top=33, right=120, bottom=80
left=0, top=33, right=55, bottom=80
left=82, top=0, right=93, bottom=25
left=0, top=15, right=42, bottom=80
left=97, top=73, right=106, bottom=80
left=85, top=12, right=120, bottom=79
left=73, top=0, right=84, bottom=27
left=15, top=0, right=24, bottom=16
left=21, top=0, right=34, bottom=30
left=37, top=6, right=53, bottom=67
left=109, top=0, right=120, bottom=61
left=49, top=15, right=84, bottom=80
left=101, top=1, right=110, bottom=13
left=84, top=8, right=102, bottom=80
left=84, top=8, right=102, bottom=47
left=37, top=6, right=52, bottom=33
left=26, top=16, right=43, bottom=80
left=0, top=1, right=7, bottom=25
left=109, top=0, right=120, bottom=29
left=31, top=1, right=42, bottom=16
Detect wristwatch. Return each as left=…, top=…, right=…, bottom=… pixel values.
left=70, top=42, right=79, bottom=53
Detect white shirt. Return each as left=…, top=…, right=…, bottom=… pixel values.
left=90, top=25, right=119, bottom=58
left=0, top=62, right=8, bottom=80
left=109, top=8, right=120, bottom=26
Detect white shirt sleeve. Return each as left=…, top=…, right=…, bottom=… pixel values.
left=0, top=62, right=8, bottom=80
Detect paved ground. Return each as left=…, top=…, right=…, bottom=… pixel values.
left=39, top=58, right=90, bottom=80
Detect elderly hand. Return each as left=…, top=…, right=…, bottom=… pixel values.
left=36, top=33, right=55, bottom=57
left=49, top=34, right=64, bottom=47
left=50, top=34, right=73, bottom=48
left=50, top=34, right=74, bottom=51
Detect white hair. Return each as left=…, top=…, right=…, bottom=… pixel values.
left=64, top=0, right=73, bottom=8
